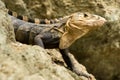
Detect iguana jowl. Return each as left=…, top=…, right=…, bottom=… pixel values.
left=8, top=10, right=106, bottom=79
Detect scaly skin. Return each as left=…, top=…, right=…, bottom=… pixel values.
left=9, top=11, right=106, bottom=80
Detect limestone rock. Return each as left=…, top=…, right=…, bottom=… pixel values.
left=70, top=1, right=120, bottom=80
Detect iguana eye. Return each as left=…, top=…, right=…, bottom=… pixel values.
left=84, top=13, right=88, bottom=17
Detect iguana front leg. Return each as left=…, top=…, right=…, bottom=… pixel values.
left=34, top=35, right=44, bottom=48
left=59, top=49, right=93, bottom=80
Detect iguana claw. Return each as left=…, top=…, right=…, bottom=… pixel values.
left=73, top=69, right=94, bottom=80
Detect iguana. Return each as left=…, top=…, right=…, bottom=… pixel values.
left=8, top=10, right=106, bottom=80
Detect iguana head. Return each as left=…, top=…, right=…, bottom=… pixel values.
left=59, top=12, right=107, bottom=49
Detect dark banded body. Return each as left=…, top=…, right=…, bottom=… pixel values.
left=8, top=9, right=70, bottom=48
left=10, top=15, right=65, bottom=48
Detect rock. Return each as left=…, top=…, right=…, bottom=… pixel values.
left=0, top=0, right=95, bottom=80
left=70, top=1, right=120, bottom=80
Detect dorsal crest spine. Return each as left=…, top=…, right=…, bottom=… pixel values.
left=8, top=9, right=60, bottom=24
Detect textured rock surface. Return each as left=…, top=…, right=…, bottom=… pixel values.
left=70, top=1, right=120, bottom=80
left=1, top=0, right=120, bottom=80
left=0, top=0, right=95, bottom=80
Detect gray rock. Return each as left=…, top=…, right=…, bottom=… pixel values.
left=70, top=1, right=120, bottom=80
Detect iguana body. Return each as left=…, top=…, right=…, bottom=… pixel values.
left=10, top=15, right=66, bottom=48
left=8, top=10, right=106, bottom=79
